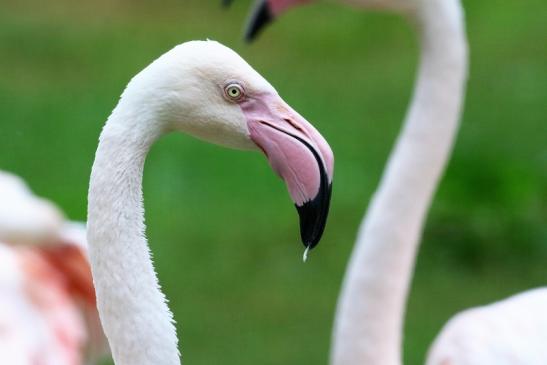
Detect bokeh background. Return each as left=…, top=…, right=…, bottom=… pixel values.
left=1, top=0, right=545, bottom=364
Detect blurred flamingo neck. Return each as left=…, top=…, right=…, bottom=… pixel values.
left=87, top=109, right=180, bottom=365
left=331, top=1, right=467, bottom=365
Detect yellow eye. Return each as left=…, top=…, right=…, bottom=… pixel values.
left=225, top=83, right=244, bottom=101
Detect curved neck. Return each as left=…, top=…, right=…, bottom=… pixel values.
left=87, top=106, right=180, bottom=365
left=330, top=1, right=468, bottom=365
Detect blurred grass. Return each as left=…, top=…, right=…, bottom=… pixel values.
left=0, top=0, right=545, bottom=364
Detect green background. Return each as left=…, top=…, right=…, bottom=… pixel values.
left=0, top=0, right=545, bottom=364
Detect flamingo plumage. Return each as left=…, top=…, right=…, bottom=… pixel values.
left=0, top=170, right=64, bottom=245
left=0, top=171, right=107, bottom=364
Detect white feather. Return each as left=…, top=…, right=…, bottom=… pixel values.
left=0, top=171, right=64, bottom=245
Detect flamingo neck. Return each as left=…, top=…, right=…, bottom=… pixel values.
left=87, top=105, right=180, bottom=365
left=330, top=1, right=468, bottom=364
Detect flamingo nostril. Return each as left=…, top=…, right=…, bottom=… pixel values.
left=283, top=118, right=307, bottom=135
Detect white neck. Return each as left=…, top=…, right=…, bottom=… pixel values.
left=87, top=105, right=180, bottom=365
left=330, top=1, right=468, bottom=364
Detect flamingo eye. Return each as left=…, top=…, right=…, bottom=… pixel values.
left=224, top=83, right=244, bottom=101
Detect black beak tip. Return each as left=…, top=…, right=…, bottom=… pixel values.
left=244, top=0, right=273, bottom=42
left=296, top=183, right=332, bottom=250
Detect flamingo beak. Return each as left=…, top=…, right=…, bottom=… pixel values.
left=221, top=0, right=273, bottom=41
left=242, top=0, right=312, bottom=42
left=244, top=0, right=274, bottom=42
left=240, top=93, right=334, bottom=249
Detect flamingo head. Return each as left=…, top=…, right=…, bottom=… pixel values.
left=124, top=41, right=333, bottom=249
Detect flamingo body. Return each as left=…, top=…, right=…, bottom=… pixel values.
left=0, top=241, right=86, bottom=365
left=0, top=171, right=64, bottom=245
left=427, top=288, right=547, bottom=365
left=0, top=171, right=107, bottom=364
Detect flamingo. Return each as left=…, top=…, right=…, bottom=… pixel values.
left=239, top=0, right=547, bottom=364
left=0, top=170, right=64, bottom=245
left=0, top=170, right=107, bottom=364
left=86, top=40, right=334, bottom=364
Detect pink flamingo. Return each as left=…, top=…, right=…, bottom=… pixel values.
left=0, top=171, right=107, bottom=364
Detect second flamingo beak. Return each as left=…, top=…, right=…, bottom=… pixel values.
left=242, top=0, right=312, bottom=41
left=244, top=0, right=274, bottom=41
left=240, top=93, right=333, bottom=249
left=221, top=0, right=272, bottom=40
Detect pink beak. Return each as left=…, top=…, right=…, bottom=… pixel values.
left=240, top=93, right=334, bottom=249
